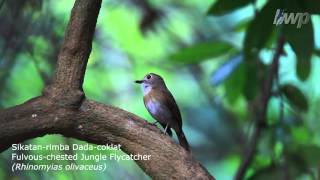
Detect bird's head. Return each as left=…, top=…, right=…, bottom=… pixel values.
left=135, top=73, right=166, bottom=93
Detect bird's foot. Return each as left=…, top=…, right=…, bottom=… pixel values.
left=163, top=124, right=169, bottom=136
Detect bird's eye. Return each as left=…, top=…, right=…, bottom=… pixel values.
left=146, top=74, right=151, bottom=79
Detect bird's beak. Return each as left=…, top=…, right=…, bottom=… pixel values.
left=135, top=80, right=144, bottom=84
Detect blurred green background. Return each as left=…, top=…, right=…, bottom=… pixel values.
left=0, top=0, right=319, bottom=179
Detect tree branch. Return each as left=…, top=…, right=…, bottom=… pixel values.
left=0, top=0, right=214, bottom=179
left=235, top=36, right=285, bottom=180
left=0, top=98, right=214, bottom=179
left=45, top=0, right=101, bottom=106
left=71, top=100, right=213, bottom=179
left=0, top=97, right=74, bottom=152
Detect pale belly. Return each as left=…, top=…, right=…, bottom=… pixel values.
left=145, top=99, right=171, bottom=124
left=146, top=100, right=161, bottom=115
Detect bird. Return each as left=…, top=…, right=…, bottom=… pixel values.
left=135, top=73, right=190, bottom=151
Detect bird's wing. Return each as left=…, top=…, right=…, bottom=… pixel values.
left=143, top=89, right=183, bottom=128
left=158, top=89, right=182, bottom=128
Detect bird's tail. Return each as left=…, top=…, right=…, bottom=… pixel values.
left=177, top=130, right=190, bottom=151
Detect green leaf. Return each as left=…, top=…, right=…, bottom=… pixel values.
left=241, top=0, right=282, bottom=101
left=280, top=84, right=308, bottom=111
left=315, top=49, right=320, bottom=57
left=225, top=63, right=245, bottom=104
left=297, top=0, right=320, bottom=14
left=298, top=145, right=320, bottom=166
left=284, top=22, right=314, bottom=80
left=248, top=164, right=282, bottom=180
left=283, top=0, right=315, bottom=81
left=296, top=59, right=311, bottom=81
left=291, top=126, right=312, bottom=144
left=288, top=145, right=320, bottom=166
left=169, top=42, right=234, bottom=64
left=233, top=18, right=250, bottom=32
left=207, top=0, right=252, bottom=15
left=243, top=0, right=282, bottom=57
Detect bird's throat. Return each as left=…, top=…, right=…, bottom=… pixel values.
left=142, top=85, right=152, bottom=95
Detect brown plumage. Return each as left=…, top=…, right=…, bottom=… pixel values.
left=136, top=73, right=190, bottom=151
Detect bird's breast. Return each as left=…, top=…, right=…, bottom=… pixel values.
left=144, top=90, right=173, bottom=123
left=145, top=98, right=161, bottom=115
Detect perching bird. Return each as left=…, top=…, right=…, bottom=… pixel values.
left=135, top=73, right=190, bottom=151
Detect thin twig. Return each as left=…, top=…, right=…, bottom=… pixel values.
left=234, top=36, right=285, bottom=180
left=275, top=52, right=289, bottom=180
